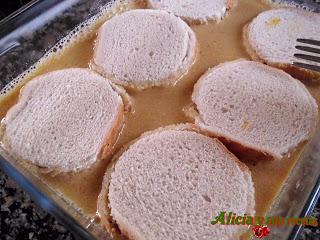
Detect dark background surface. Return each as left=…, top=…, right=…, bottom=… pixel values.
left=0, top=1, right=319, bottom=240
left=0, top=0, right=33, bottom=19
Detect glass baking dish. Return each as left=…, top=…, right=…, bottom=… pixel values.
left=0, top=0, right=319, bottom=239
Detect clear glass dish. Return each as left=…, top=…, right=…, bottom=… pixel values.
left=0, top=0, right=319, bottom=239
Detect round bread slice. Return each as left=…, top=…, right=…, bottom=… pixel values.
left=147, top=0, right=237, bottom=24
left=2, top=68, right=124, bottom=172
left=99, top=125, right=255, bottom=240
left=92, top=9, right=197, bottom=89
left=244, top=8, right=320, bottom=81
left=191, top=60, right=318, bottom=160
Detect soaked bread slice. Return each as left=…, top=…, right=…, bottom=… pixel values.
left=1, top=68, right=124, bottom=172
left=98, top=124, right=255, bottom=240
left=243, top=8, right=320, bottom=81
left=191, top=60, right=318, bottom=160
left=92, top=9, right=197, bottom=89
left=147, top=0, right=237, bottom=24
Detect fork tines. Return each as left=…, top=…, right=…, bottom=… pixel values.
left=293, top=38, right=320, bottom=72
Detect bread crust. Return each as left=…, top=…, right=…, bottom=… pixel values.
left=243, top=24, right=320, bottom=82
left=97, top=123, right=255, bottom=240
left=98, top=102, right=125, bottom=160
left=97, top=131, right=133, bottom=240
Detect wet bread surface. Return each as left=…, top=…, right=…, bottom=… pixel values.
left=244, top=8, right=320, bottom=81
left=2, top=68, right=124, bottom=172
left=191, top=60, right=318, bottom=159
left=106, top=126, right=255, bottom=240
left=147, top=0, right=237, bottom=24
left=92, top=9, right=197, bottom=89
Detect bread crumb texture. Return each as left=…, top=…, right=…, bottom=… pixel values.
left=247, top=8, right=320, bottom=66
left=93, top=9, right=197, bottom=88
left=192, top=60, right=318, bottom=159
left=147, top=0, right=233, bottom=23
left=109, top=129, right=255, bottom=240
left=3, top=68, right=123, bottom=172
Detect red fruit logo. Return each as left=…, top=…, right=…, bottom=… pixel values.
left=253, top=225, right=270, bottom=238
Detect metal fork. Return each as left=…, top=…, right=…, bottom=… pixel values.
left=293, top=39, right=320, bottom=72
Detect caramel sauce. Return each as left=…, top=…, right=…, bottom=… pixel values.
left=0, top=0, right=319, bottom=234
